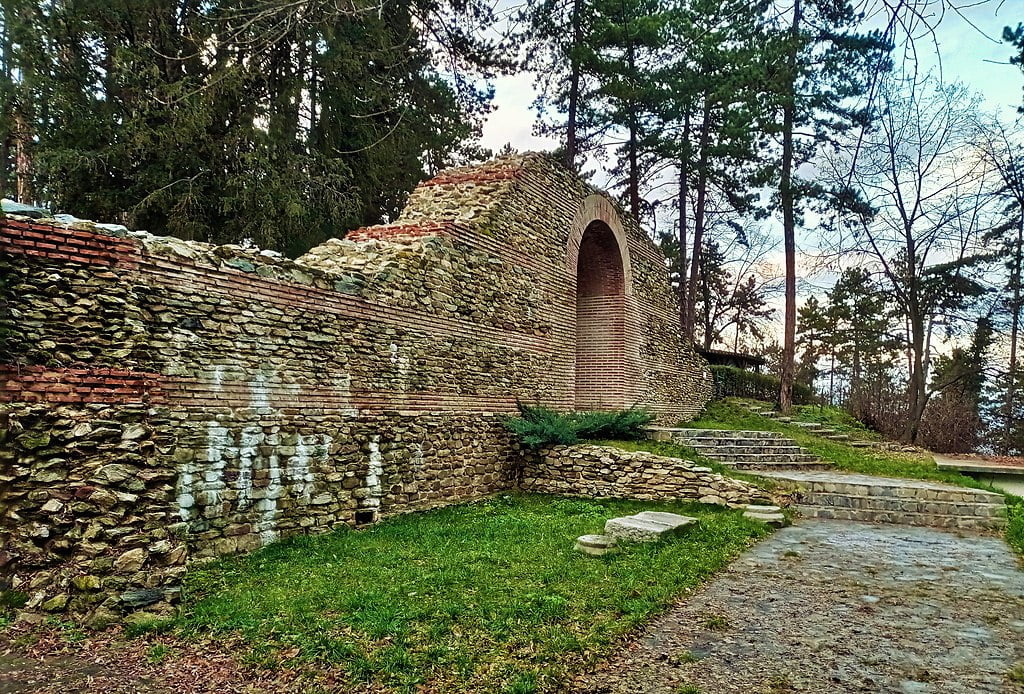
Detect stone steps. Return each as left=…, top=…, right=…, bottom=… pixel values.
left=717, top=460, right=834, bottom=472
left=756, top=470, right=1007, bottom=532
left=799, top=506, right=1005, bottom=531
left=690, top=444, right=806, bottom=455
left=652, top=427, right=784, bottom=440
left=706, top=453, right=822, bottom=464
left=801, top=491, right=1006, bottom=518
left=650, top=427, right=829, bottom=471
left=735, top=402, right=879, bottom=448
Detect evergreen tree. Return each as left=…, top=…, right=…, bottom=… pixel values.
left=977, top=116, right=1024, bottom=454
left=766, top=0, right=890, bottom=413
left=655, top=0, right=772, bottom=339
left=1006, top=22, right=1024, bottom=112
left=1, top=0, right=501, bottom=255
left=583, top=0, right=666, bottom=222
left=521, top=0, right=596, bottom=169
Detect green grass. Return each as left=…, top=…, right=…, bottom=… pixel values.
left=1008, top=502, right=1024, bottom=558
left=179, top=493, right=769, bottom=693
left=789, top=404, right=882, bottom=440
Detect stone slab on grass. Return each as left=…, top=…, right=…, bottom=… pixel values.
left=605, top=512, right=697, bottom=542
left=575, top=534, right=618, bottom=557
left=743, top=510, right=788, bottom=528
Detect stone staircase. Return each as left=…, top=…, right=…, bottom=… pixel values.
left=647, top=427, right=831, bottom=471
left=740, top=402, right=875, bottom=447
left=756, top=470, right=1008, bottom=532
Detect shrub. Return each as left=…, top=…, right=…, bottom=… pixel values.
left=709, top=365, right=817, bottom=405
left=502, top=404, right=655, bottom=448
left=502, top=405, right=579, bottom=447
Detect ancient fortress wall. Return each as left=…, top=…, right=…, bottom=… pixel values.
left=0, top=153, right=711, bottom=618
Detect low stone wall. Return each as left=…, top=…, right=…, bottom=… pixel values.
left=520, top=444, right=770, bottom=506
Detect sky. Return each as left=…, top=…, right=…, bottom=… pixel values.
left=470, top=1, right=1024, bottom=350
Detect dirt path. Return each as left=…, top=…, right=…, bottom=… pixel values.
left=576, top=520, right=1024, bottom=694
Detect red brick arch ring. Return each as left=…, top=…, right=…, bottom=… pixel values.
left=566, top=194, right=633, bottom=294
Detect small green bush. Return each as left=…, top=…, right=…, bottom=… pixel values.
left=502, top=404, right=654, bottom=448
left=710, top=365, right=817, bottom=405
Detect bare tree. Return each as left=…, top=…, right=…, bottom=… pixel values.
left=974, top=116, right=1024, bottom=453
left=821, top=74, right=996, bottom=443
left=694, top=221, right=783, bottom=352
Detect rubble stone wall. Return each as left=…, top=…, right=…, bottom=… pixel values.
left=520, top=444, right=768, bottom=506
left=0, top=153, right=712, bottom=618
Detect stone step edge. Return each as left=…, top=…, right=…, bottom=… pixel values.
left=774, top=482, right=1004, bottom=502
left=650, top=427, right=785, bottom=437
left=728, top=463, right=833, bottom=471
left=689, top=444, right=807, bottom=451
left=798, top=492, right=1006, bottom=512
left=796, top=505, right=1008, bottom=528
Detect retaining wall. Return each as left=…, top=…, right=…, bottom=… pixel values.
left=0, top=153, right=713, bottom=619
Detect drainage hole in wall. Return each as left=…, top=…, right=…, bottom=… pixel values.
left=355, top=509, right=377, bottom=526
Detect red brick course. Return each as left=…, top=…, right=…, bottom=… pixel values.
left=0, top=365, right=163, bottom=404
left=0, top=219, right=139, bottom=268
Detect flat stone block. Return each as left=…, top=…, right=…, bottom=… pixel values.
left=745, top=504, right=781, bottom=514
left=574, top=534, right=618, bottom=556
left=605, top=513, right=697, bottom=542
left=743, top=511, right=788, bottom=528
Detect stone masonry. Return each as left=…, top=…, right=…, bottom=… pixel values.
left=521, top=445, right=768, bottom=507
left=0, top=153, right=715, bottom=619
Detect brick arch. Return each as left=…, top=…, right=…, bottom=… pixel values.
left=571, top=198, right=632, bottom=410
left=566, top=194, right=633, bottom=296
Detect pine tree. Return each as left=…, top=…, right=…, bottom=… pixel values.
left=655, top=0, right=772, bottom=339
left=2, top=0, right=502, bottom=255
left=767, top=0, right=890, bottom=413
left=583, top=0, right=667, bottom=222
left=1006, top=23, right=1024, bottom=112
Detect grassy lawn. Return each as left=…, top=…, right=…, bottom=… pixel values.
left=179, top=493, right=770, bottom=693
left=686, top=399, right=1024, bottom=559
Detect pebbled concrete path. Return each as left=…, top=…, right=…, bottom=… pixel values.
left=576, top=521, right=1024, bottom=693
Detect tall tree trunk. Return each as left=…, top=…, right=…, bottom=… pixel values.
left=902, top=228, right=927, bottom=443
left=905, top=312, right=928, bottom=443
left=625, top=35, right=640, bottom=221
left=13, top=109, right=31, bottom=203
left=677, top=110, right=690, bottom=337
left=1003, top=211, right=1024, bottom=453
left=565, top=0, right=582, bottom=169
left=0, top=7, right=9, bottom=201
left=684, top=94, right=712, bottom=341
left=778, top=0, right=801, bottom=414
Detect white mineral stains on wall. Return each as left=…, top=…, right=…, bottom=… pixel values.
left=388, top=342, right=411, bottom=392
left=287, top=435, right=320, bottom=504
left=249, top=370, right=272, bottom=412
left=235, top=425, right=262, bottom=510
left=176, top=462, right=196, bottom=521
left=200, top=421, right=230, bottom=507
left=256, top=455, right=282, bottom=546
left=365, top=435, right=384, bottom=508
left=331, top=372, right=360, bottom=417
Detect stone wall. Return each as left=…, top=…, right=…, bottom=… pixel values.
left=0, top=153, right=713, bottom=618
left=521, top=445, right=769, bottom=507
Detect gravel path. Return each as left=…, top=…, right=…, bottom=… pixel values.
left=575, top=520, right=1024, bottom=694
